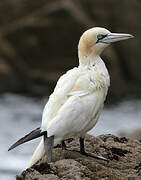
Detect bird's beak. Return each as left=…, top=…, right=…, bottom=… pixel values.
left=100, top=33, right=134, bottom=44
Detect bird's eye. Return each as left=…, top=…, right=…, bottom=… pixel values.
left=97, top=34, right=107, bottom=40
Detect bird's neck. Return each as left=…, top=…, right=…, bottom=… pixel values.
left=79, top=53, right=110, bottom=76
left=78, top=53, right=101, bottom=67
left=78, top=54, right=110, bottom=90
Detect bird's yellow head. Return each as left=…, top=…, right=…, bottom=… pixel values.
left=78, top=27, right=133, bottom=64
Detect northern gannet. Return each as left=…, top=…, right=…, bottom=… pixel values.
left=8, top=27, right=133, bottom=168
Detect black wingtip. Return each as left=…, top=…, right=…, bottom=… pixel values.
left=8, top=127, right=46, bottom=151
left=8, top=146, right=14, bottom=151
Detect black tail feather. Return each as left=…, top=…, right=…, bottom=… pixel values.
left=8, top=127, right=46, bottom=151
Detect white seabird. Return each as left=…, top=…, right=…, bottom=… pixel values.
left=8, top=27, right=133, bottom=168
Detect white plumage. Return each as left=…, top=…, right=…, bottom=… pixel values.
left=27, top=27, right=133, bottom=167
left=28, top=58, right=110, bottom=167
left=42, top=57, right=110, bottom=137
left=8, top=27, right=133, bottom=168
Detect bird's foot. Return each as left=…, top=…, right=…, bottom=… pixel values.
left=62, top=145, right=108, bottom=162
left=61, top=140, right=108, bottom=162
left=61, top=141, right=80, bottom=152
left=44, top=135, right=54, bottom=163
left=63, top=146, right=80, bottom=152
left=81, top=151, right=108, bottom=162
left=68, top=147, right=108, bottom=161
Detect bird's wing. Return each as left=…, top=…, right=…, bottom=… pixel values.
left=41, top=67, right=99, bottom=133
left=46, top=91, right=102, bottom=138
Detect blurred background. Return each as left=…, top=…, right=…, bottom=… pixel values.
left=0, top=0, right=141, bottom=179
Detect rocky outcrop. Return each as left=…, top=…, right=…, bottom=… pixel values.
left=0, top=0, right=140, bottom=101
left=119, top=128, right=141, bottom=140
left=16, top=134, right=141, bottom=179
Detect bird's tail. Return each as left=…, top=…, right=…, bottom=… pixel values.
left=8, top=127, right=46, bottom=151
left=8, top=127, right=47, bottom=168
left=8, top=127, right=61, bottom=168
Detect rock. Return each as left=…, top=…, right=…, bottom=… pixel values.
left=16, top=134, right=141, bottom=179
left=119, top=128, right=141, bottom=140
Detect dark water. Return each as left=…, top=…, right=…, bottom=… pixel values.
left=1, top=94, right=141, bottom=180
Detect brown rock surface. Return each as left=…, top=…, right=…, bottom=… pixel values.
left=16, top=134, right=141, bottom=180
left=120, top=128, right=141, bottom=141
